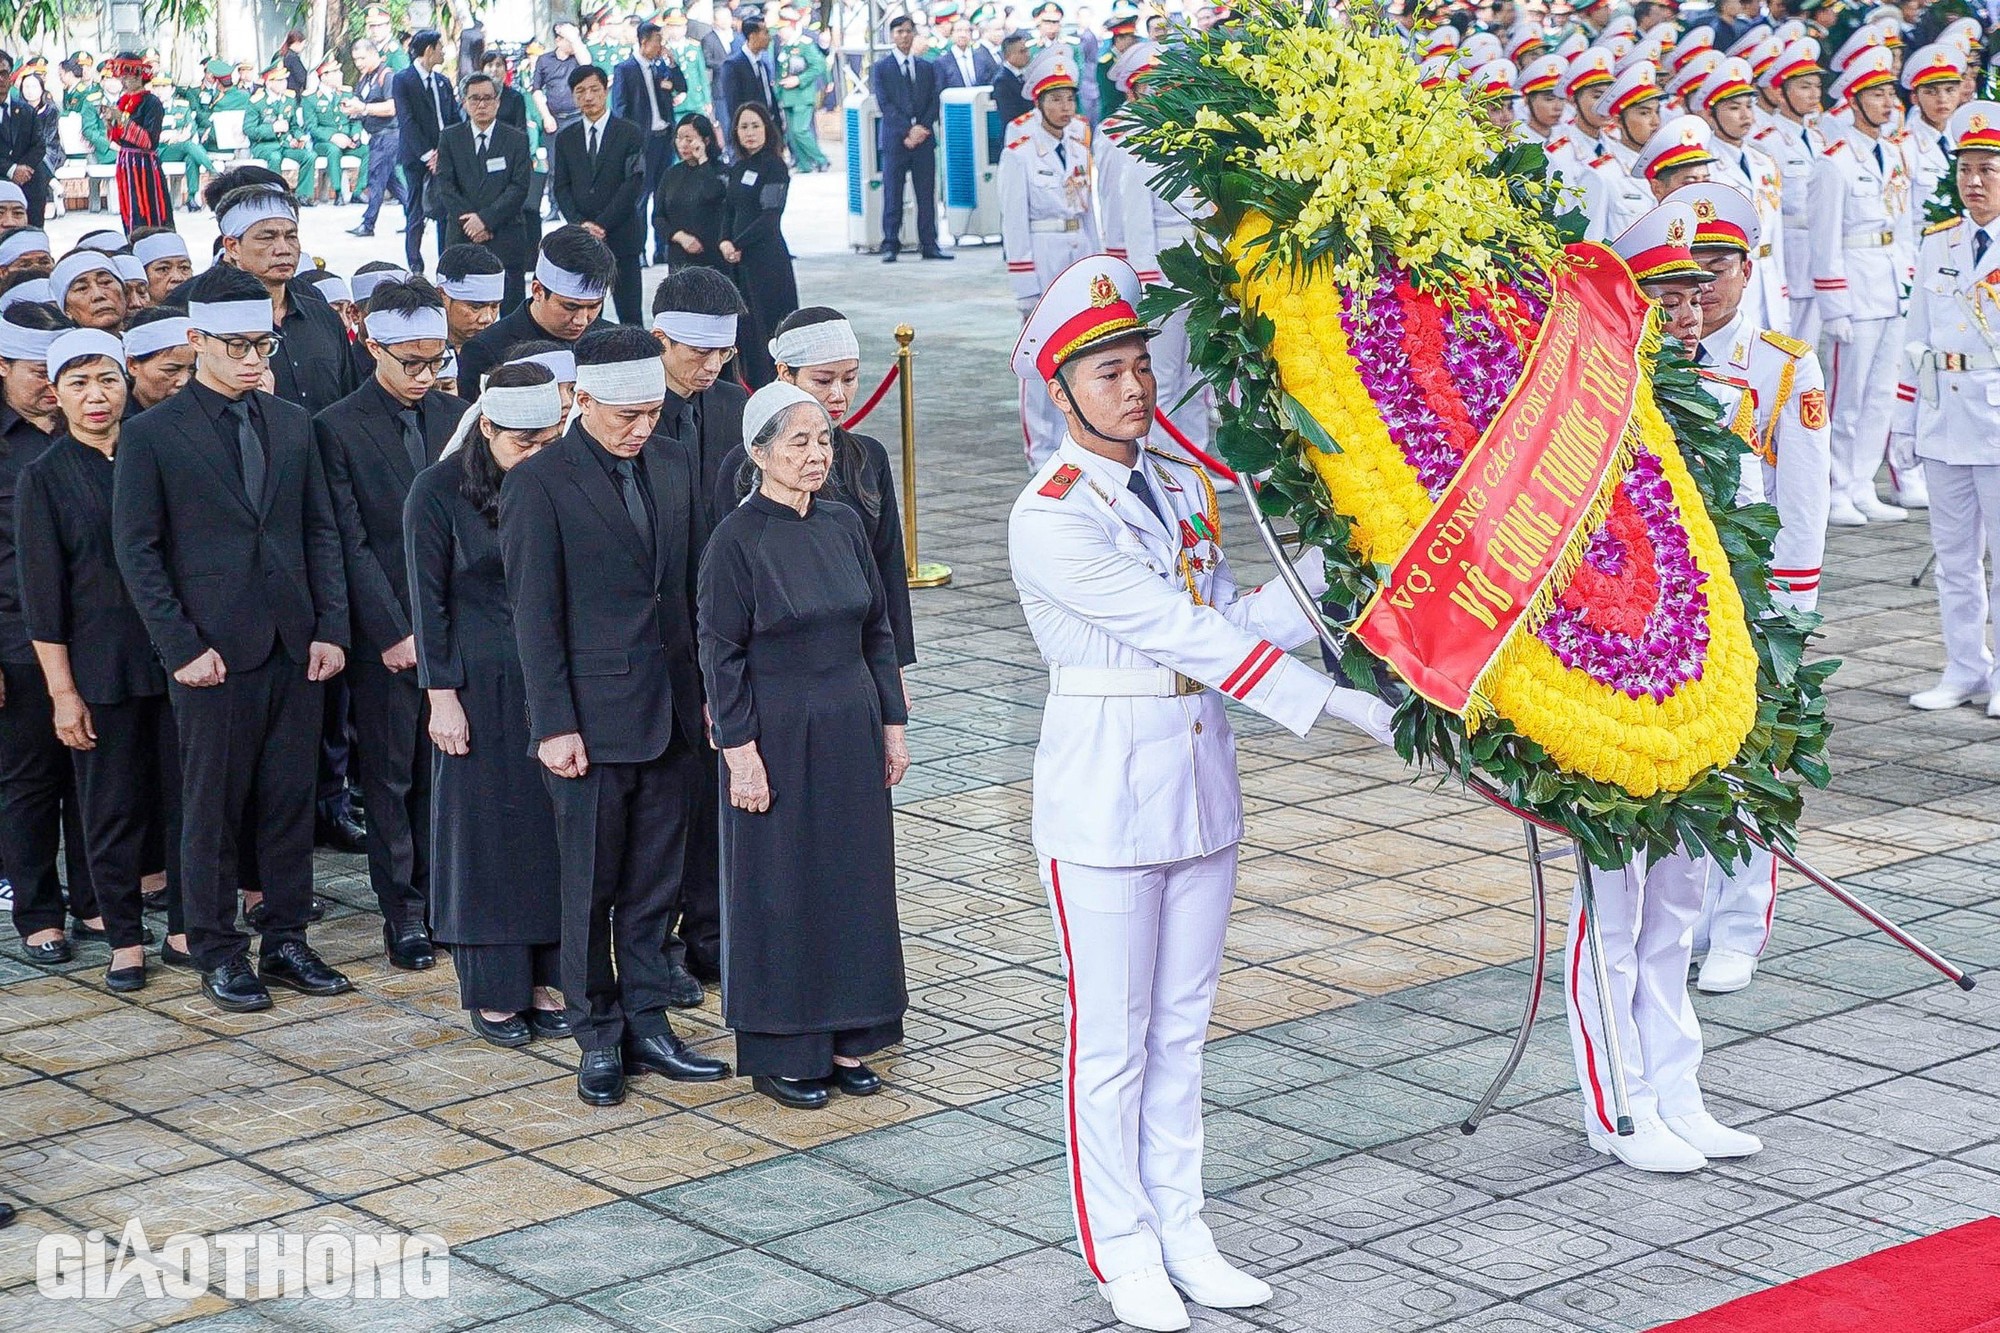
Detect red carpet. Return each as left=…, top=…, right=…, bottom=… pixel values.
left=1655, top=1217, right=2000, bottom=1332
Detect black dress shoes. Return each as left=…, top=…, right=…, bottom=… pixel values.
left=470, top=1011, right=532, bottom=1047
left=383, top=922, right=436, bottom=971
left=577, top=1048, right=626, bottom=1105
left=246, top=897, right=328, bottom=930
left=919, top=248, right=956, bottom=261
left=0, top=1199, right=14, bottom=1227
left=828, top=1062, right=883, bottom=1096
left=664, top=963, right=705, bottom=1009
left=624, top=1031, right=731, bottom=1081
left=141, top=890, right=168, bottom=913
left=684, top=950, right=722, bottom=985
left=880, top=248, right=899, bottom=263
left=258, top=940, right=354, bottom=997
left=752, top=1075, right=830, bottom=1109
left=346, top=224, right=374, bottom=237
left=105, top=962, right=146, bottom=993
left=158, top=940, right=197, bottom=970
left=527, top=1007, right=572, bottom=1039
left=202, top=955, right=272, bottom=1012
left=22, top=937, right=72, bottom=965
left=316, top=808, right=368, bottom=853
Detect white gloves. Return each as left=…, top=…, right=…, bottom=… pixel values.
left=1325, top=686, right=1397, bottom=747
left=1889, top=432, right=1918, bottom=473
left=1822, top=316, right=1854, bottom=345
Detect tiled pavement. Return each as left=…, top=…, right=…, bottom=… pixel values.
left=4, top=238, right=2000, bottom=1332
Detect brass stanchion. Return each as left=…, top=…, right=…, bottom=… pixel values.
left=896, top=324, right=951, bottom=588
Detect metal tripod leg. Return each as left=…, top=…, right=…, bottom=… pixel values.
left=1574, top=853, right=1637, bottom=1137
left=1462, top=823, right=1554, bottom=1134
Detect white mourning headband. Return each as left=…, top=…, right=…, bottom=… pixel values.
left=573, top=356, right=666, bottom=404
left=113, top=255, right=145, bottom=284
left=314, top=275, right=353, bottom=305
left=133, top=232, right=189, bottom=267
left=0, top=320, right=59, bottom=361
left=76, top=230, right=128, bottom=253
left=483, top=380, right=564, bottom=428
left=0, top=182, right=24, bottom=208
left=363, top=307, right=449, bottom=344
left=442, top=273, right=506, bottom=303
left=509, top=349, right=575, bottom=383
left=45, top=328, right=124, bottom=377
left=218, top=189, right=299, bottom=238
left=350, top=268, right=409, bottom=304
left=189, top=298, right=274, bottom=336
left=651, top=310, right=737, bottom=348
left=50, top=251, right=116, bottom=302
left=742, top=381, right=825, bottom=449
left=440, top=350, right=458, bottom=379
left=769, top=318, right=859, bottom=368
left=0, top=279, right=50, bottom=312
left=534, top=253, right=607, bottom=300
left=125, top=317, right=193, bottom=359
left=0, top=230, right=50, bottom=265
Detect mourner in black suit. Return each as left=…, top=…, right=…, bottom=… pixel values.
left=989, top=34, right=1034, bottom=157
left=0, top=56, right=51, bottom=225
left=482, top=49, right=544, bottom=260
left=715, top=16, right=783, bottom=152
left=613, top=22, right=688, bottom=263
left=432, top=73, right=532, bottom=313
left=498, top=326, right=730, bottom=1107
left=18, top=331, right=180, bottom=992
left=549, top=66, right=647, bottom=326
left=436, top=243, right=507, bottom=353
left=390, top=30, right=464, bottom=273
left=315, top=277, right=468, bottom=972
left=456, top=225, right=618, bottom=400
left=870, top=15, right=950, bottom=262
left=112, top=268, right=354, bottom=1014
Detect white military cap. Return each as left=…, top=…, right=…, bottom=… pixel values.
left=1012, top=255, right=1156, bottom=384
left=1612, top=201, right=1714, bottom=284
left=1633, top=113, right=1716, bottom=180
left=1901, top=43, right=1967, bottom=93
left=1691, top=57, right=1758, bottom=114
left=1665, top=179, right=1761, bottom=254
left=1829, top=45, right=1897, bottom=105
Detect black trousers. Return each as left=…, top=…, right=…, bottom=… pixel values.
left=402, top=163, right=448, bottom=272
left=348, top=657, right=430, bottom=930
left=878, top=138, right=937, bottom=254
left=641, top=130, right=674, bottom=257
left=72, top=694, right=181, bottom=951
left=0, top=660, right=96, bottom=937
left=675, top=751, right=722, bottom=969
left=170, top=650, right=321, bottom=970
left=610, top=247, right=645, bottom=327
left=544, top=739, right=697, bottom=1051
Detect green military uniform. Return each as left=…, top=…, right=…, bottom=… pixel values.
left=775, top=37, right=829, bottom=171
left=304, top=86, right=365, bottom=203
left=246, top=86, right=318, bottom=198
left=669, top=33, right=711, bottom=118
left=63, top=84, right=115, bottom=164
left=1096, top=51, right=1123, bottom=122
left=589, top=40, right=625, bottom=74
left=156, top=87, right=214, bottom=208
left=385, top=46, right=410, bottom=72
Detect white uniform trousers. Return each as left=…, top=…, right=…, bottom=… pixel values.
left=1922, top=459, right=2000, bottom=694
left=1823, top=314, right=1905, bottom=508
left=1149, top=307, right=1212, bottom=457
left=1042, top=846, right=1235, bottom=1285
left=1696, top=847, right=1778, bottom=959
left=1565, top=849, right=1708, bottom=1134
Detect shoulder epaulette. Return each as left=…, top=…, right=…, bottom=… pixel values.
left=1760, top=329, right=1810, bottom=358
left=1006, top=135, right=1028, bottom=150
left=1822, top=140, right=1845, bottom=157
left=1038, top=463, right=1082, bottom=499
left=1925, top=216, right=1963, bottom=236
left=1142, top=446, right=1195, bottom=469
left=1010, top=110, right=1034, bottom=127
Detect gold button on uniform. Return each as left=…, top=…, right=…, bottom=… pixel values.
left=1192, top=721, right=1204, bottom=735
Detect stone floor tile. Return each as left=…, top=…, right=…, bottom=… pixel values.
left=1368, top=1200, right=1653, bottom=1300
left=647, top=1154, right=910, bottom=1246
left=1225, top=1155, right=1492, bottom=1248
left=766, top=1198, right=1038, bottom=1296
left=1256, top=1249, right=1498, bottom=1333
left=1241, top=1071, right=1465, bottom=1153
left=578, top=1251, right=859, bottom=1331
left=933, top=1160, right=1074, bottom=1247
left=1794, top=1074, right=1998, bottom=1155
left=894, top=1248, right=1113, bottom=1333
left=1378, top=1116, right=1604, bottom=1199
left=461, top=1200, right=731, bottom=1298
left=1678, top=1200, right=1920, bottom=1284
left=1703, top=1113, right=1928, bottom=1201
left=1512, top=1163, right=1796, bottom=1247
left=816, top=1109, right=1060, bottom=1195
left=1824, top=1158, right=2000, bottom=1235
left=1518, top=1249, right=1763, bottom=1331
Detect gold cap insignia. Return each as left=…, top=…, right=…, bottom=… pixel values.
left=1973, top=112, right=1990, bottom=132
left=1088, top=273, right=1119, bottom=308
left=1666, top=217, right=1688, bottom=245
left=1694, top=198, right=1716, bottom=221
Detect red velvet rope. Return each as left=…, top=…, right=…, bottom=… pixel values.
left=1152, top=410, right=1238, bottom=482
left=841, top=362, right=902, bottom=429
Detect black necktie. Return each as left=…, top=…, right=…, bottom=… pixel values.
left=1694, top=344, right=1711, bottom=367
left=672, top=401, right=694, bottom=444
left=397, top=408, right=427, bottom=474
left=1872, top=141, right=1885, bottom=175
left=614, top=457, right=654, bottom=557
left=476, top=130, right=487, bottom=156
left=1125, top=467, right=1164, bottom=526
left=588, top=123, right=599, bottom=158
left=1055, top=139, right=1068, bottom=168
left=1978, top=229, right=1992, bottom=266
left=226, top=400, right=266, bottom=506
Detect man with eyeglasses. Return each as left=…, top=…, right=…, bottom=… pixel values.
left=314, top=276, right=469, bottom=973
left=455, top=225, right=618, bottom=400
left=113, top=265, right=353, bottom=1016
left=433, top=72, right=532, bottom=314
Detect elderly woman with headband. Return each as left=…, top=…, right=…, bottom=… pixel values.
left=698, top=381, right=912, bottom=1110
left=716, top=307, right=916, bottom=668
left=50, top=251, right=130, bottom=333
left=17, top=328, right=184, bottom=991
left=408, top=362, right=570, bottom=1046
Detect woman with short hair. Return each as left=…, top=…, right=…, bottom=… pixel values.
left=719, top=102, right=799, bottom=387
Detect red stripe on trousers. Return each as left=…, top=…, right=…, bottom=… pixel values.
left=1760, top=855, right=1778, bottom=952
left=1048, top=860, right=1106, bottom=1283
left=1570, top=901, right=1614, bottom=1133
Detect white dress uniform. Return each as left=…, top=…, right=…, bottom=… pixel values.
left=1001, top=48, right=1100, bottom=470
left=1094, top=124, right=1134, bottom=264
left=1808, top=58, right=1918, bottom=520
left=1891, top=108, right=2000, bottom=708
left=1754, top=39, right=1830, bottom=343
left=1909, top=115, right=1957, bottom=219
left=1693, top=59, right=1791, bottom=337
left=1008, top=257, right=1390, bottom=1320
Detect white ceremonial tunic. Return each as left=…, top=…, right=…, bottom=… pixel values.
left=1908, top=116, right=1956, bottom=222
left=1009, top=437, right=1336, bottom=1285
left=1709, top=137, right=1793, bottom=335
left=1892, top=217, right=2000, bottom=695
left=1755, top=113, right=1825, bottom=342
left=1001, top=114, right=1101, bottom=468
left=1555, top=129, right=1652, bottom=241
left=1121, top=159, right=1214, bottom=459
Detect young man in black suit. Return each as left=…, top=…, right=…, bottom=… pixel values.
left=612, top=21, right=688, bottom=263
left=112, top=267, right=353, bottom=1014
left=315, top=277, right=469, bottom=973
left=716, top=16, right=782, bottom=151
left=432, top=71, right=532, bottom=314
left=498, top=326, right=729, bottom=1106
left=390, top=29, right=464, bottom=274
left=870, top=14, right=952, bottom=262
left=989, top=31, right=1034, bottom=156
left=550, top=66, right=647, bottom=327
left=456, top=225, right=619, bottom=399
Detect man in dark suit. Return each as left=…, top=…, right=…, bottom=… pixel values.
left=871, top=14, right=952, bottom=262
left=990, top=31, right=1034, bottom=150
left=934, top=16, right=1001, bottom=92
left=613, top=21, right=688, bottom=264
left=432, top=71, right=532, bottom=313
left=390, top=29, right=463, bottom=273
left=550, top=65, right=647, bottom=327
left=716, top=15, right=782, bottom=151
left=314, top=277, right=468, bottom=972
left=0, top=53, right=51, bottom=225
left=112, top=267, right=353, bottom=1014
left=499, top=326, right=730, bottom=1107
left=456, top=225, right=619, bottom=399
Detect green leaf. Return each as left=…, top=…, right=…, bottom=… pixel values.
left=1278, top=390, right=1341, bottom=455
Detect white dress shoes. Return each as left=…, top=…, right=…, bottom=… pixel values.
left=1664, top=1111, right=1764, bottom=1158
left=1855, top=493, right=1908, bottom=522
left=1099, top=1264, right=1191, bottom=1331
left=1697, top=948, right=1760, bottom=994
left=1165, top=1253, right=1273, bottom=1309
left=1910, top=681, right=1983, bottom=711
left=1588, top=1117, right=1708, bottom=1173
left=1894, top=475, right=1930, bottom=509
left=1826, top=497, right=1868, bottom=526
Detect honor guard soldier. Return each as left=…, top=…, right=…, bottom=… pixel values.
left=1514, top=54, right=1572, bottom=155
left=1810, top=46, right=1920, bottom=525
left=1095, top=2, right=1142, bottom=123
left=1633, top=113, right=1719, bottom=201
left=1901, top=44, right=1968, bottom=220
left=1549, top=48, right=1652, bottom=241
left=1570, top=203, right=1766, bottom=1175
left=1892, top=102, right=2000, bottom=717
left=1695, top=59, right=1790, bottom=334
left=1667, top=181, right=1831, bottom=994
left=1602, top=59, right=1665, bottom=171
left=1009, top=255, right=1393, bottom=1331
left=1753, top=38, right=1826, bottom=342
left=1000, top=46, right=1098, bottom=468
left=1473, top=60, right=1520, bottom=134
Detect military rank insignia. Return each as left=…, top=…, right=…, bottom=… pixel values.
left=1039, top=463, right=1083, bottom=499
left=1799, top=388, right=1827, bottom=431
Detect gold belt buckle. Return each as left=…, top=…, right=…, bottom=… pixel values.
left=1174, top=673, right=1203, bottom=696
left=1942, top=352, right=1970, bottom=372
left=1877, top=230, right=1893, bottom=246
left=1064, top=219, right=1079, bottom=232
